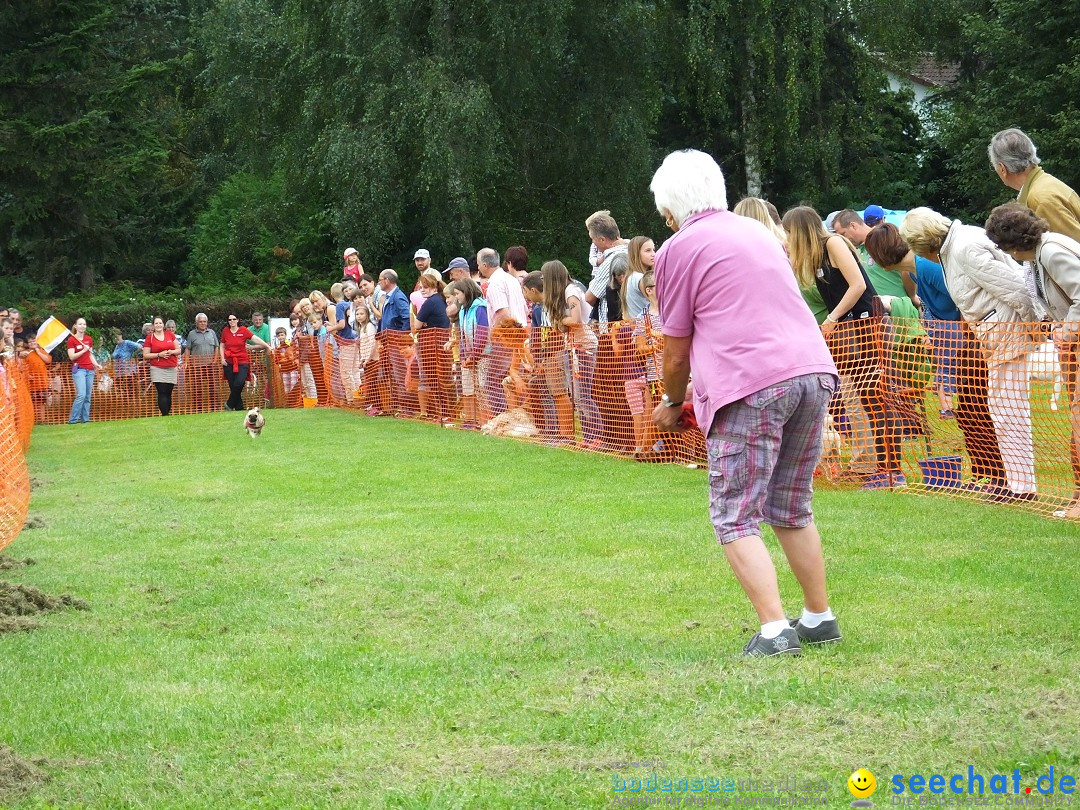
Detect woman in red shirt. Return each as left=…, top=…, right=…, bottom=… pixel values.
left=66, top=317, right=103, bottom=424
left=219, top=315, right=271, bottom=411
left=142, top=316, right=182, bottom=416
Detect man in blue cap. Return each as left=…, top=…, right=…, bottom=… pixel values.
left=443, top=256, right=470, bottom=283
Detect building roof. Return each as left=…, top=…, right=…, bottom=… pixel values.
left=906, top=57, right=960, bottom=88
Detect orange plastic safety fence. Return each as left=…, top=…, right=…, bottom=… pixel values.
left=33, top=350, right=274, bottom=424
left=6, top=359, right=34, bottom=452
left=0, top=359, right=31, bottom=553
left=18, top=315, right=1079, bottom=521
left=817, top=314, right=1076, bottom=518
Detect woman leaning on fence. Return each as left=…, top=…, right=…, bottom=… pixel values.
left=985, top=201, right=1080, bottom=517
left=901, top=207, right=1040, bottom=502
left=783, top=206, right=902, bottom=489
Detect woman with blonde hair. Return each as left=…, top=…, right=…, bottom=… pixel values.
left=901, top=206, right=1040, bottom=501
left=734, top=197, right=788, bottom=247
left=310, top=289, right=334, bottom=326
left=782, top=205, right=901, bottom=488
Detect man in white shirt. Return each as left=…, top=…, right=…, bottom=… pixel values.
left=584, top=210, right=628, bottom=324
left=478, top=247, right=528, bottom=415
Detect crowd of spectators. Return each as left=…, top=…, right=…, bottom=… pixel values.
left=1, top=127, right=1077, bottom=515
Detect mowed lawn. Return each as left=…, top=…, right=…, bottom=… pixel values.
left=2, top=408, right=1079, bottom=808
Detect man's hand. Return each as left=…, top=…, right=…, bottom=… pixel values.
left=652, top=400, right=687, bottom=432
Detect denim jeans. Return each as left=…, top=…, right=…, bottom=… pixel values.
left=69, top=367, right=95, bottom=423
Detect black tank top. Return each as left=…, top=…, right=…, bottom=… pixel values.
left=814, top=239, right=877, bottom=319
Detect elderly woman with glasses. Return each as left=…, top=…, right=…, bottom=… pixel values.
left=219, top=315, right=271, bottom=411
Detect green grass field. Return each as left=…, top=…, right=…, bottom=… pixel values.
left=2, top=408, right=1079, bottom=809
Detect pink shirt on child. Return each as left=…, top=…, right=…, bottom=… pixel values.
left=656, top=209, right=837, bottom=433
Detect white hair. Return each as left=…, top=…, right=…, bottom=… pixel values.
left=650, top=149, right=728, bottom=228
left=989, top=128, right=1040, bottom=173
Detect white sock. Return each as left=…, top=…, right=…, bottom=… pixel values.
left=760, top=620, right=790, bottom=639
left=799, top=607, right=835, bottom=628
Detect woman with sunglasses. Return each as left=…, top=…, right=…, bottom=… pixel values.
left=219, top=315, right=271, bottom=411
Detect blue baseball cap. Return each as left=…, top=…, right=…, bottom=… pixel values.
left=863, top=205, right=885, bottom=225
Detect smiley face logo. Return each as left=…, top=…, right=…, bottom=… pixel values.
left=848, top=769, right=877, bottom=799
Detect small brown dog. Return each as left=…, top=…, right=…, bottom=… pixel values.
left=244, top=407, right=265, bottom=438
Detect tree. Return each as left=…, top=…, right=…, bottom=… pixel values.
left=658, top=0, right=926, bottom=213
left=857, top=0, right=1080, bottom=220
left=0, top=0, right=197, bottom=293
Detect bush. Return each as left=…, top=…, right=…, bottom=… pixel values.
left=185, top=172, right=332, bottom=295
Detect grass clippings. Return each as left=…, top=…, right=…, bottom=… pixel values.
left=0, top=556, right=35, bottom=571
left=0, top=744, right=48, bottom=799
left=0, top=581, right=89, bottom=634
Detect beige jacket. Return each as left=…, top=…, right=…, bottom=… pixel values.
left=939, top=221, right=1039, bottom=367
left=1035, top=233, right=1080, bottom=335
left=1018, top=167, right=1080, bottom=244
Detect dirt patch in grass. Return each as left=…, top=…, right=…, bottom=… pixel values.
left=0, top=744, right=48, bottom=799
left=0, top=581, right=89, bottom=634
left=22, top=515, right=47, bottom=530
left=0, top=556, right=36, bottom=571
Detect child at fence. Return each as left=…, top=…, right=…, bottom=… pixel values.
left=490, top=320, right=533, bottom=413
left=272, top=326, right=301, bottom=408
left=542, top=260, right=601, bottom=449
left=297, top=311, right=326, bottom=407
left=532, top=266, right=574, bottom=444
left=17, top=338, right=52, bottom=422
left=447, top=278, right=489, bottom=430
left=354, top=299, right=378, bottom=407
left=633, top=272, right=670, bottom=461
left=441, top=289, right=462, bottom=424
left=521, top=272, right=559, bottom=441
left=613, top=311, right=645, bottom=453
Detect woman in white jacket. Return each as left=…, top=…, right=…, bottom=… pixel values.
left=986, top=202, right=1080, bottom=517
left=901, top=207, right=1040, bottom=501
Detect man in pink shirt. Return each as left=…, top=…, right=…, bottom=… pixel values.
left=649, top=149, right=842, bottom=658
left=479, top=247, right=529, bottom=327
left=478, top=247, right=529, bottom=414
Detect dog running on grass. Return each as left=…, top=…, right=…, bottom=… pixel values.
left=244, top=407, right=265, bottom=438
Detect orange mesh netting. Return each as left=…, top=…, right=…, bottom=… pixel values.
left=34, top=348, right=274, bottom=423
left=0, top=359, right=31, bottom=553
left=19, top=314, right=1079, bottom=520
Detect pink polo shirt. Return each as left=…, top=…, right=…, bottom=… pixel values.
left=656, top=209, right=837, bottom=433
left=484, top=267, right=530, bottom=327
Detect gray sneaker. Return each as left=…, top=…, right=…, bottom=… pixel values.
left=787, top=616, right=842, bottom=645
left=742, top=627, right=802, bottom=657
